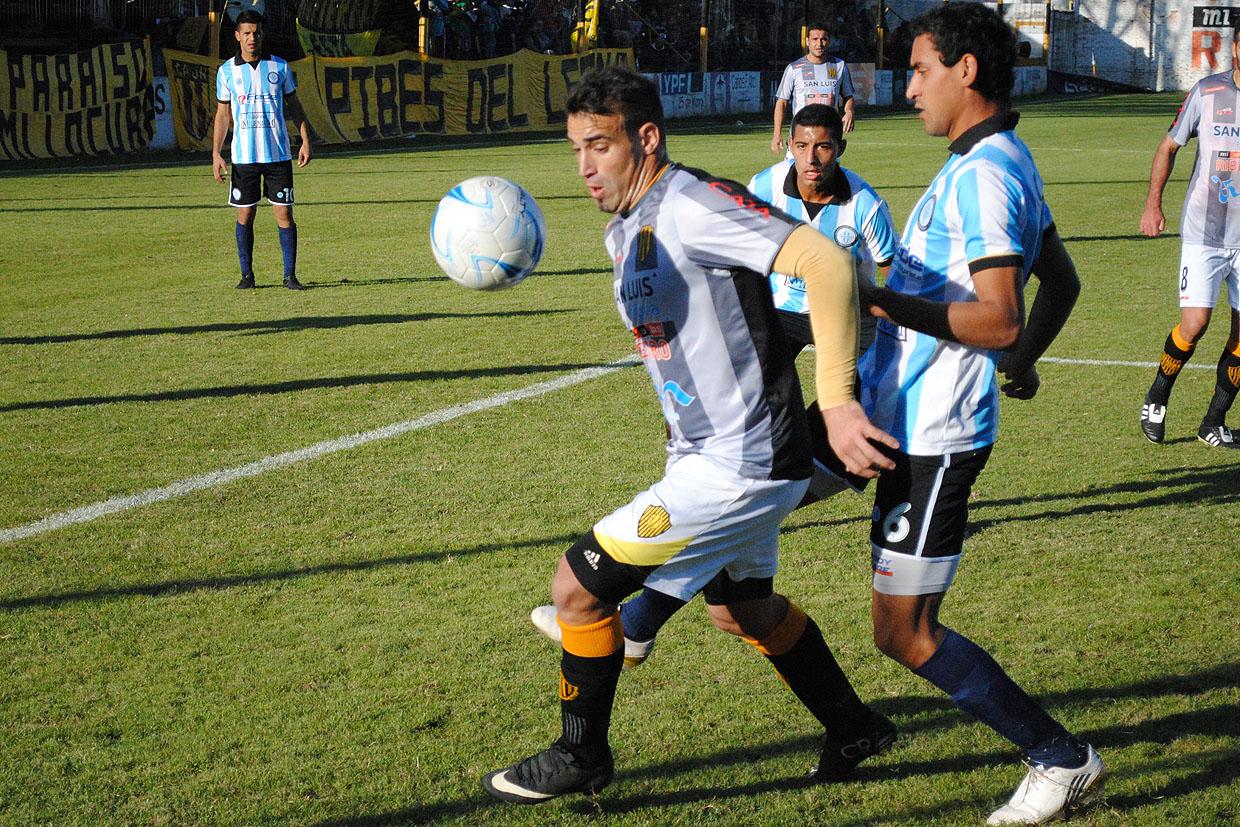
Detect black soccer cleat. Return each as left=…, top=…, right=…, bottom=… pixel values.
left=1198, top=423, right=1240, bottom=448
left=482, top=742, right=614, bottom=804
left=810, top=708, right=897, bottom=783
left=235, top=274, right=256, bottom=289
left=1140, top=394, right=1167, bottom=443
left=283, top=274, right=308, bottom=290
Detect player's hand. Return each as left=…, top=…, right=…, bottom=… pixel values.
left=298, top=141, right=312, bottom=167
left=1140, top=204, right=1166, bottom=237
left=997, top=354, right=1041, bottom=400
left=842, top=112, right=855, bottom=133
left=821, top=400, right=898, bottom=478
left=771, top=135, right=783, bottom=154
left=212, top=154, right=227, bottom=183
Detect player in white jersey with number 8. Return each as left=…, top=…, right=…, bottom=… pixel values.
left=1139, top=27, right=1240, bottom=448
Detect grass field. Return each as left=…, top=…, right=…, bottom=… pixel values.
left=1, top=92, right=1238, bottom=826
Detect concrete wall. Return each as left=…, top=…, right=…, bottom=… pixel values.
left=1050, top=0, right=1236, bottom=91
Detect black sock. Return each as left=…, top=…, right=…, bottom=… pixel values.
left=1149, top=326, right=1196, bottom=405
left=558, top=648, right=623, bottom=765
left=752, top=603, right=870, bottom=734
left=1202, top=340, right=1240, bottom=427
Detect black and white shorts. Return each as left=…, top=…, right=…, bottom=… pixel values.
left=229, top=160, right=295, bottom=207
left=869, top=444, right=992, bottom=596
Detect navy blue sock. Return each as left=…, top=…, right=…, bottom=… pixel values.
left=619, top=588, right=686, bottom=642
left=914, top=628, right=1085, bottom=766
left=278, top=224, right=297, bottom=278
left=236, top=222, right=254, bottom=276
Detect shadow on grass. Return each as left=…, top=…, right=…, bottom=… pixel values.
left=965, top=463, right=1240, bottom=534
left=308, top=663, right=1240, bottom=826
left=0, top=532, right=581, bottom=611
left=0, top=359, right=608, bottom=412
left=0, top=309, right=567, bottom=346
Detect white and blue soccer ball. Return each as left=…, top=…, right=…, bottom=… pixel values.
left=430, top=176, right=546, bottom=290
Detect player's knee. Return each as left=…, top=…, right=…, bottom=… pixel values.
left=551, top=556, right=606, bottom=621
left=1180, top=309, right=1211, bottom=342
left=706, top=603, right=744, bottom=636
left=872, top=623, right=933, bottom=668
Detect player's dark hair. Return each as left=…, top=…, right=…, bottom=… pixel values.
left=911, top=1, right=1016, bottom=104
left=807, top=21, right=830, bottom=36
left=236, top=9, right=264, bottom=27
left=565, top=66, right=667, bottom=158
left=791, top=103, right=843, bottom=142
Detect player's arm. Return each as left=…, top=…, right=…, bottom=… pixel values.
left=771, top=98, right=789, bottom=154
left=285, top=92, right=312, bottom=167
left=841, top=96, right=855, bottom=133
left=863, top=258, right=1024, bottom=350
left=1140, top=134, right=1181, bottom=237
left=772, top=224, right=898, bottom=476
left=996, top=225, right=1081, bottom=399
left=212, top=100, right=231, bottom=183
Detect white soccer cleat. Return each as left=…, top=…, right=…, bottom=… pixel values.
left=986, top=745, right=1105, bottom=825
left=529, top=605, right=655, bottom=669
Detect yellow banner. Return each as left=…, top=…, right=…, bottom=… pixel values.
left=164, top=47, right=632, bottom=150
left=296, top=21, right=383, bottom=57
left=0, top=39, right=156, bottom=160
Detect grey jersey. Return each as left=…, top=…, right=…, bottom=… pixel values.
left=1169, top=71, right=1240, bottom=248
left=604, top=164, right=811, bottom=481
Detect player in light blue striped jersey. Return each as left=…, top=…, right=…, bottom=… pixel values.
left=858, top=4, right=1103, bottom=824
left=212, top=10, right=312, bottom=290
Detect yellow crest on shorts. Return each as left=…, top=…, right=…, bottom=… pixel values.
left=637, top=505, right=672, bottom=538
left=559, top=672, right=579, bottom=701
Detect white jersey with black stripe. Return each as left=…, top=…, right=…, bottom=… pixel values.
left=604, top=164, right=811, bottom=481
left=775, top=55, right=854, bottom=116
left=1168, top=71, right=1240, bottom=249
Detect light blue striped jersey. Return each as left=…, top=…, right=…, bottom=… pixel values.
left=859, top=113, right=1051, bottom=455
left=747, top=160, right=897, bottom=314
left=216, top=55, right=296, bottom=164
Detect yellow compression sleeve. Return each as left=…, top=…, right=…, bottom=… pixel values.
left=770, top=224, right=859, bottom=409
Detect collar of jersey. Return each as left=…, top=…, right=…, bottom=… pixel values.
left=619, top=162, right=672, bottom=218
left=948, top=110, right=1020, bottom=155
left=232, top=52, right=271, bottom=66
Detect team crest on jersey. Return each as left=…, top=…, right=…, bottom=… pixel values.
left=917, top=195, right=936, bottom=230
left=834, top=225, right=859, bottom=248
left=637, top=505, right=672, bottom=538
left=637, top=225, right=657, bottom=269
left=268, top=71, right=280, bottom=84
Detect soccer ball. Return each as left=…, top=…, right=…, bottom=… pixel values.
left=429, top=176, right=546, bottom=290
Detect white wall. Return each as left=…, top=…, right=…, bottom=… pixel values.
left=1050, top=0, right=1235, bottom=91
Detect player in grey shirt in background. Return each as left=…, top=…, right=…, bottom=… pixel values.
left=1140, top=27, right=1240, bottom=448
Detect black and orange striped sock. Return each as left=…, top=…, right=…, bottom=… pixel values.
left=746, top=600, right=868, bottom=732
left=557, top=611, right=624, bottom=765
left=1149, top=325, right=1196, bottom=406
left=1202, top=338, right=1240, bottom=427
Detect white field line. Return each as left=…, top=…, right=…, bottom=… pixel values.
left=0, top=353, right=1210, bottom=545
left=0, top=356, right=641, bottom=545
